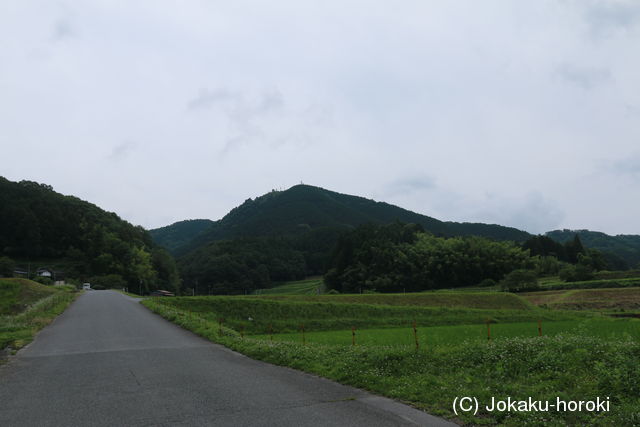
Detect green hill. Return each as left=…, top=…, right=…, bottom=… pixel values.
left=154, top=184, right=531, bottom=256
left=0, top=177, right=179, bottom=293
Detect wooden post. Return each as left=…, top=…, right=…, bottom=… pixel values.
left=412, top=320, right=419, bottom=350
left=486, top=320, right=491, bottom=341
left=538, top=319, right=542, bottom=337
left=300, top=324, right=306, bottom=345
left=218, top=318, right=224, bottom=335
left=240, top=325, right=244, bottom=339
left=269, top=323, right=273, bottom=342
left=352, top=326, right=356, bottom=346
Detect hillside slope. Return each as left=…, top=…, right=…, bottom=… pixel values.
left=0, top=177, right=179, bottom=293
left=149, top=219, right=214, bottom=254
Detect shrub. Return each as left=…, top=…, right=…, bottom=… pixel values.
left=0, top=256, right=15, bottom=277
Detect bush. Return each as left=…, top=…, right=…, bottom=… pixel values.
left=33, top=276, right=53, bottom=286
left=477, top=278, right=497, bottom=288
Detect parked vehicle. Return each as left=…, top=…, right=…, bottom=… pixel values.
left=150, top=290, right=174, bottom=297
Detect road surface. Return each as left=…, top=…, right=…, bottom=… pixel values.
left=0, top=291, right=456, bottom=426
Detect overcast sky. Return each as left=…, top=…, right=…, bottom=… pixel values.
left=1, top=1, right=639, bottom=235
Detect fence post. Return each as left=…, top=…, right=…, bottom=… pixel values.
left=538, top=319, right=542, bottom=337
left=300, top=324, right=306, bottom=345
left=352, top=326, right=356, bottom=346
left=240, top=324, right=244, bottom=339
left=412, top=320, right=419, bottom=350
left=486, top=320, right=491, bottom=341
left=269, top=323, right=273, bottom=342
left=218, top=318, right=224, bottom=335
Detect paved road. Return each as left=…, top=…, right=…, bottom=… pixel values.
left=0, top=291, right=456, bottom=426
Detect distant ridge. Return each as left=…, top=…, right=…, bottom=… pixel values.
left=150, top=219, right=214, bottom=254
left=546, top=229, right=640, bottom=268
left=152, top=184, right=532, bottom=256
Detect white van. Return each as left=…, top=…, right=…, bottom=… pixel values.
left=82, top=283, right=91, bottom=290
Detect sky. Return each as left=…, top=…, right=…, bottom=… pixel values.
left=1, top=1, right=639, bottom=235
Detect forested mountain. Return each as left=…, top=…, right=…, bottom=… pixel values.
left=154, top=184, right=532, bottom=256
left=163, top=184, right=533, bottom=294
left=0, top=177, right=179, bottom=293
left=149, top=219, right=214, bottom=254
left=546, top=229, right=640, bottom=269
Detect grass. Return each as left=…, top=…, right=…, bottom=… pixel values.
left=0, top=279, right=78, bottom=355
left=253, top=277, right=325, bottom=295
left=0, top=278, right=57, bottom=315
left=252, top=318, right=640, bottom=347
left=536, top=277, right=640, bottom=291
left=522, top=287, right=640, bottom=311
left=256, top=291, right=534, bottom=310
left=142, top=296, right=640, bottom=426
left=114, top=289, right=144, bottom=298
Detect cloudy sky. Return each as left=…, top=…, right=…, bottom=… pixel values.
left=1, top=1, right=639, bottom=235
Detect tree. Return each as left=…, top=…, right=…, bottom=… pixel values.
left=499, top=269, right=539, bottom=292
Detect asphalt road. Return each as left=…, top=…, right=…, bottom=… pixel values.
left=0, top=291, right=456, bottom=426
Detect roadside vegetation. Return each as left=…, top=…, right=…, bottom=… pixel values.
left=142, top=292, right=639, bottom=425
left=0, top=278, right=78, bottom=355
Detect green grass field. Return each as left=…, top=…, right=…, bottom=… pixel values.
left=157, top=294, right=586, bottom=335
left=253, top=277, right=325, bottom=295
left=0, top=279, right=78, bottom=353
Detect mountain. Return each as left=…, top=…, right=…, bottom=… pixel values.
left=149, top=219, right=214, bottom=254
left=0, top=177, right=179, bottom=293
left=153, top=184, right=532, bottom=256
left=546, top=229, right=640, bottom=269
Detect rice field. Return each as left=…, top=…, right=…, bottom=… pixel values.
left=251, top=318, right=640, bottom=347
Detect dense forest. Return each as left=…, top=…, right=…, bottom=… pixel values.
left=324, top=223, right=530, bottom=293
left=0, top=177, right=180, bottom=293
left=324, top=223, right=614, bottom=294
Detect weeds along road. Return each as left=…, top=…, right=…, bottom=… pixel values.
left=0, top=290, right=455, bottom=426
